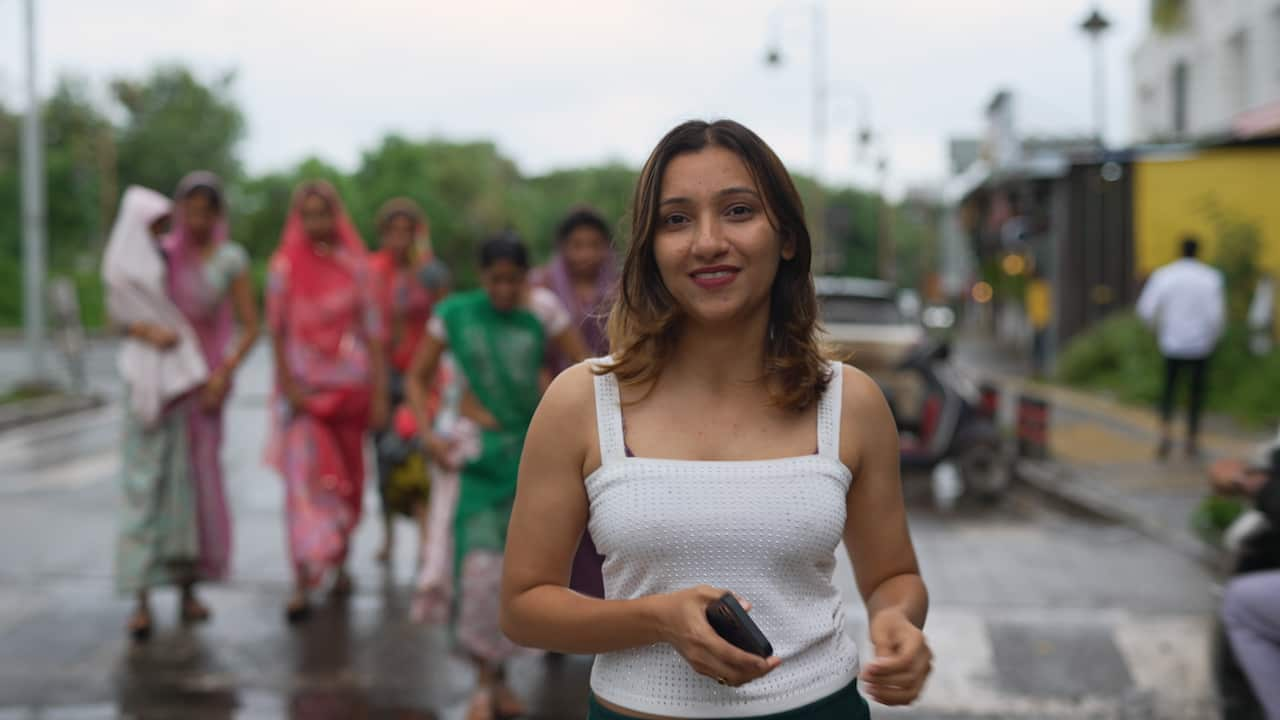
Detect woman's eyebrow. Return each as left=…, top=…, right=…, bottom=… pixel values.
left=659, top=187, right=760, bottom=207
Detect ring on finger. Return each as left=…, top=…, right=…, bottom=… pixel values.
left=716, top=677, right=727, bottom=686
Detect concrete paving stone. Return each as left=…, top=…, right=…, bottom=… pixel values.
left=987, top=621, right=1134, bottom=698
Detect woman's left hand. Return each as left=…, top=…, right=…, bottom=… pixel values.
left=860, top=609, right=932, bottom=706
left=201, top=369, right=231, bottom=411
left=371, top=393, right=390, bottom=430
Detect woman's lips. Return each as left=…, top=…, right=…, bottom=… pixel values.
left=690, top=266, right=740, bottom=289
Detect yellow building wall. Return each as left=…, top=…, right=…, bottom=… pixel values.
left=1134, top=147, right=1280, bottom=278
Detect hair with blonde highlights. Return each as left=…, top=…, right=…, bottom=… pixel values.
left=601, top=119, right=830, bottom=411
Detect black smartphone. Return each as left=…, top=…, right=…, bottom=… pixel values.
left=705, top=593, right=773, bottom=658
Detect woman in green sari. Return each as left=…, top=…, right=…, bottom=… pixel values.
left=406, top=232, right=587, bottom=720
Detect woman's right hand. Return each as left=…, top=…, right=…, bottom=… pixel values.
left=136, top=323, right=179, bottom=350
left=421, top=430, right=458, bottom=471
left=284, top=386, right=308, bottom=416
left=656, top=585, right=781, bottom=688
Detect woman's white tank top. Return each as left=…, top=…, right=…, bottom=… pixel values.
left=586, top=360, right=860, bottom=718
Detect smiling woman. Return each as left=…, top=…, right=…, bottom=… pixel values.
left=605, top=120, right=827, bottom=412
left=501, top=119, right=932, bottom=720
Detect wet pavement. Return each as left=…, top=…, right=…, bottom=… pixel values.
left=0, top=340, right=1224, bottom=719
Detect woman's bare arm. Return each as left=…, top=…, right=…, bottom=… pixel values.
left=841, top=365, right=927, bottom=625
left=501, top=364, right=664, bottom=652
left=840, top=365, right=931, bottom=705
left=224, top=271, right=261, bottom=373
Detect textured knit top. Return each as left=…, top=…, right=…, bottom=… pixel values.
left=587, top=360, right=859, bottom=718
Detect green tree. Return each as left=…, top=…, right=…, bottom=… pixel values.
left=350, top=137, right=527, bottom=287
left=43, top=77, right=115, bottom=267
left=112, top=65, right=245, bottom=194
left=826, top=188, right=881, bottom=278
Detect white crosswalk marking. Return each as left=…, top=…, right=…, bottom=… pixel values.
left=846, top=605, right=1216, bottom=718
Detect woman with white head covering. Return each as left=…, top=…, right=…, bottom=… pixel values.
left=103, top=185, right=209, bottom=641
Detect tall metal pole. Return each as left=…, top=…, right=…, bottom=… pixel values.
left=1091, top=35, right=1106, bottom=145
left=21, top=0, right=48, bottom=381
left=810, top=0, right=827, bottom=273
left=1080, top=8, right=1111, bottom=148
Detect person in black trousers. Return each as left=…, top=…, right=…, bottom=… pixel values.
left=1137, top=237, right=1226, bottom=459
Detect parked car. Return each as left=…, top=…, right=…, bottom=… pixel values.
left=815, top=276, right=923, bottom=374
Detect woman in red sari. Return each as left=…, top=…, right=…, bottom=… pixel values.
left=265, top=181, right=388, bottom=622
left=368, top=198, right=436, bottom=565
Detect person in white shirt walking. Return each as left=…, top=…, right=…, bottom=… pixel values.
left=1136, top=236, right=1226, bottom=459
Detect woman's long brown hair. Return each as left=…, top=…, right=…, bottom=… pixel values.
left=600, top=119, right=831, bottom=411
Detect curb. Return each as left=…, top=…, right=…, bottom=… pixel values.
left=0, top=394, right=105, bottom=433
left=1015, top=458, right=1228, bottom=574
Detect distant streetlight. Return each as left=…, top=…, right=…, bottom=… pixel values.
left=764, top=0, right=828, bottom=270
left=1079, top=7, right=1112, bottom=147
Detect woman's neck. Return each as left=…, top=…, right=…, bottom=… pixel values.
left=667, top=308, right=770, bottom=392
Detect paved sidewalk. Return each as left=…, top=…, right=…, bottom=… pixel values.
left=956, top=335, right=1271, bottom=570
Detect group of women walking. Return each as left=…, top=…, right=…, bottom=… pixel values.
left=104, top=118, right=933, bottom=720
left=103, top=170, right=617, bottom=717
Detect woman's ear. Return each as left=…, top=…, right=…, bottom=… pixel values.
left=780, top=232, right=797, bottom=261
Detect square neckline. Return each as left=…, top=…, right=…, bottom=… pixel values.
left=588, top=359, right=851, bottom=482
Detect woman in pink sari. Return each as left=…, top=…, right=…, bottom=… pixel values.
left=164, top=171, right=261, bottom=618
left=266, top=181, right=388, bottom=622
left=531, top=206, right=618, bottom=600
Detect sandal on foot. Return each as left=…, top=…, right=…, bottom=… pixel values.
left=128, top=610, right=153, bottom=642
left=284, top=596, right=312, bottom=624
left=180, top=597, right=212, bottom=625
left=331, top=572, right=355, bottom=597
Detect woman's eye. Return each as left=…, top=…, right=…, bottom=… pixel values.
left=663, top=213, right=690, bottom=227
left=726, top=204, right=753, bottom=218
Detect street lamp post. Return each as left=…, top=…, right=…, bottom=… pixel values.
left=21, top=0, right=48, bottom=382
left=765, top=0, right=828, bottom=272
left=1080, top=7, right=1112, bottom=147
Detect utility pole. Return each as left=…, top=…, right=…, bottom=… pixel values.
left=1080, top=7, right=1112, bottom=147
left=21, top=0, right=48, bottom=382
left=765, top=0, right=829, bottom=273
left=810, top=0, right=827, bottom=273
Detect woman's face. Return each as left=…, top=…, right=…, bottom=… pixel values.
left=183, top=191, right=218, bottom=242
left=149, top=214, right=171, bottom=241
left=382, top=214, right=417, bottom=260
left=562, top=225, right=610, bottom=280
left=300, top=193, right=335, bottom=241
left=481, top=258, right=527, bottom=313
left=653, top=146, right=793, bottom=328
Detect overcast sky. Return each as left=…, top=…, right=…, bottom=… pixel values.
left=1, top=1, right=1146, bottom=194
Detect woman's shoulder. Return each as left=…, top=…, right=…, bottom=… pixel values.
left=538, top=361, right=601, bottom=420
left=214, top=241, right=250, bottom=274
left=528, top=284, right=565, bottom=309
left=436, top=289, right=483, bottom=314
left=836, top=362, right=890, bottom=415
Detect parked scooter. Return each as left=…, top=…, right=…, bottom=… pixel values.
left=884, top=339, right=1012, bottom=510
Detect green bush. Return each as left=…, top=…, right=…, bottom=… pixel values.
left=1190, top=494, right=1246, bottom=546
left=1059, top=312, right=1280, bottom=427
left=1056, top=312, right=1164, bottom=405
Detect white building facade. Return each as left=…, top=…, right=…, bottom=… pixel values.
left=1132, top=0, right=1280, bottom=141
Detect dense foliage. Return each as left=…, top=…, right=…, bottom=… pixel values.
left=1, top=65, right=919, bottom=328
